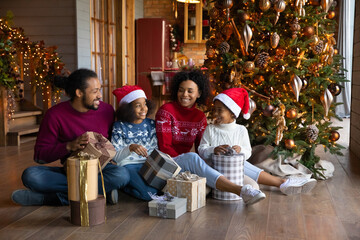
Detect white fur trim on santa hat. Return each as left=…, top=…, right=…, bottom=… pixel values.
left=243, top=112, right=250, bottom=119
left=120, top=89, right=147, bottom=104
left=214, top=93, right=242, bottom=118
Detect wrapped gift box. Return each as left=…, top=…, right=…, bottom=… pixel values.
left=212, top=153, right=244, bottom=200
left=148, top=197, right=187, bottom=219
left=140, top=149, right=181, bottom=190
left=167, top=172, right=206, bottom=212
left=70, top=195, right=106, bottom=226
left=67, top=155, right=98, bottom=202
left=80, top=131, right=116, bottom=169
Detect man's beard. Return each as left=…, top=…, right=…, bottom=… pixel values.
left=82, top=94, right=99, bottom=110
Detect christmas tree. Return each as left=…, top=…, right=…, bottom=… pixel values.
left=203, top=0, right=346, bottom=178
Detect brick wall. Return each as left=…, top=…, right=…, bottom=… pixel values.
left=144, top=0, right=206, bottom=66
left=350, top=1, right=360, bottom=158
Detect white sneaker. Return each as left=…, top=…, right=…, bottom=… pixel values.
left=280, top=177, right=317, bottom=195
left=240, top=184, right=266, bottom=205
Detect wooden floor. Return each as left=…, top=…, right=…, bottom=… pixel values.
left=0, top=119, right=360, bottom=240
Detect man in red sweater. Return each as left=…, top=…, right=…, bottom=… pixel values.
left=11, top=69, right=129, bottom=206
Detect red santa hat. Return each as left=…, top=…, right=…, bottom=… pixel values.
left=112, top=85, right=147, bottom=105
left=213, top=88, right=250, bottom=119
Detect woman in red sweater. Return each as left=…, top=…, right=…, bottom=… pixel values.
left=155, top=69, right=266, bottom=205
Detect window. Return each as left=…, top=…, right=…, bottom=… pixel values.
left=90, top=0, right=117, bottom=105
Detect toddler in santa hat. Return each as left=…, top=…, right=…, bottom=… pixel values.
left=111, top=85, right=160, bottom=201
left=198, top=88, right=317, bottom=197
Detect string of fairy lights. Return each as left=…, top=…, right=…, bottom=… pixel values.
left=0, top=16, right=65, bottom=121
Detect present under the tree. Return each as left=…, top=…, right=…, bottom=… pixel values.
left=70, top=195, right=106, bottom=226
left=67, top=153, right=106, bottom=227
left=79, top=131, right=116, bottom=169
left=167, top=171, right=206, bottom=212
left=148, top=194, right=187, bottom=219
left=140, top=149, right=181, bottom=190
left=212, top=153, right=244, bottom=200
left=67, top=154, right=98, bottom=202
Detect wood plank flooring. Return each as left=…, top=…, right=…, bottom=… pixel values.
left=0, top=119, right=359, bottom=240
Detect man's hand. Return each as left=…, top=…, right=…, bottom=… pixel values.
left=66, top=133, right=89, bottom=152
left=214, top=145, right=230, bottom=155
left=232, top=145, right=241, bottom=154
left=129, top=144, right=148, bottom=157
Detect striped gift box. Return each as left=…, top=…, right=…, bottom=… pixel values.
left=212, top=153, right=245, bottom=200
left=140, top=149, right=181, bottom=190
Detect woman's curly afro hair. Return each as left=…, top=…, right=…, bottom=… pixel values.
left=170, top=69, right=211, bottom=106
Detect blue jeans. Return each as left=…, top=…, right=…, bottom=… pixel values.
left=122, top=164, right=159, bottom=201
left=174, top=153, right=263, bottom=188
left=244, top=161, right=263, bottom=182
left=174, top=152, right=222, bottom=189
left=21, top=164, right=130, bottom=205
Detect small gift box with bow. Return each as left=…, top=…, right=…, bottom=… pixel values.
left=148, top=192, right=187, bottom=219
left=140, top=149, right=181, bottom=190
left=79, top=131, right=116, bottom=169
left=167, top=171, right=206, bottom=212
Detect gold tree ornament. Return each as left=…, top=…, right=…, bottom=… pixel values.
left=321, top=0, right=334, bottom=13
left=238, top=11, right=250, bottom=23
left=244, top=61, right=255, bottom=72
left=309, top=0, right=321, bottom=5
left=242, top=24, right=253, bottom=53
left=295, top=0, right=307, bottom=17
left=206, top=48, right=216, bottom=58
left=328, top=83, right=341, bottom=96
left=286, top=108, right=298, bottom=120
left=302, top=78, right=308, bottom=89
left=270, top=32, right=280, bottom=48
left=329, top=130, right=340, bottom=142
left=259, top=0, right=271, bottom=11
left=291, top=75, right=303, bottom=101
left=253, top=75, right=265, bottom=85
left=273, top=103, right=288, bottom=145
left=320, top=88, right=333, bottom=117
left=303, top=26, right=315, bottom=37
left=290, top=17, right=301, bottom=39
left=274, top=0, right=286, bottom=25
left=285, top=139, right=296, bottom=149
left=327, top=10, right=336, bottom=19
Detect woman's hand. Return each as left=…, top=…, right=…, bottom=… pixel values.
left=66, top=133, right=89, bottom=152
left=214, top=145, right=230, bottom=155
left=129, top=144, right=148, bottom=157
left=232, top=145, right=241, bottom=154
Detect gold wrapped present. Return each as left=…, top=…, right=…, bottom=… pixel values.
left=167, top=171, right=206, bottom=212
left=67, top=152, right=106, bottom=227
left=67, top=153, right=98, bottom=202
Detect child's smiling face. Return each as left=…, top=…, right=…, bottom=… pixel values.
left=131, top=97, right=148, bottom=124
left=213, top=100, right=236, bottom=124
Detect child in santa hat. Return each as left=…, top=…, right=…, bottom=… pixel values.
left=112, top=83, right=266, bottom=205
left=111, top=85, right=159, bottom=201
left=198, top=88, right=317, bottom=195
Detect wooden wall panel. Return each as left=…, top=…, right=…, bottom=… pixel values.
left=0, top=0, right=77, bottom=72
left=350, top=1, right=360, bottom=159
